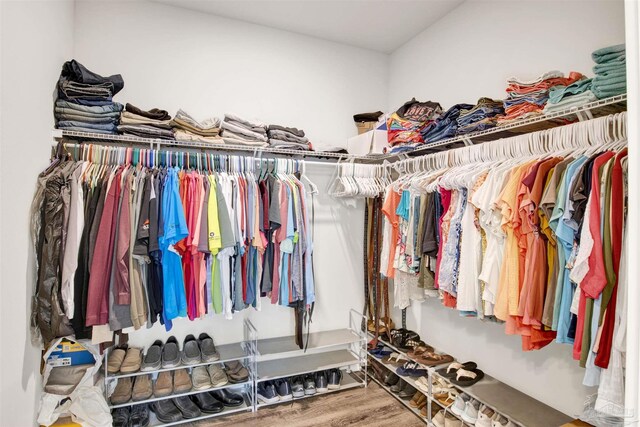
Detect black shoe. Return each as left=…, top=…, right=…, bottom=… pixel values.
left=191, top=392, right=224, bottom=414
left=328, top=369, right=343, bottom=390
left=303, top=374, right=316, bottom=395
left=257, top=381, right=279, bottom=404
left=172, top=395, right=202, bottom=419
left=274, top=378, right=293, bottom=401
left=398, top=381, right=417, bottom=399
left=151, top=399, right=182, bottom=423
left=291, top=376, right=305, bottom=398
left=112, top=407, right=130, bottom=427
left=315, top=371, right=328, bottom=393
left=384, top=371, right=399, bottom=386
left=161, top=336, right=181, bottom=368
left=210, top=389, right=245, bottom=407
left=129, top=404, right=149, bottom=427
left=390, top=378, right=406, bottom=393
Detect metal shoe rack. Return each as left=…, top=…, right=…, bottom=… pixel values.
left=103, top=319, right=258, bottom=426
left=103, top=313, right=368, bottom=425
left=366, top=334, right=572, bottom=427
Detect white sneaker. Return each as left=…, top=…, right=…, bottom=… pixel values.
left=475, top=404, right=494, bottom=427
left=461, top=399, right=480, bottom=424
left=451, top=393, right=470, bottom=417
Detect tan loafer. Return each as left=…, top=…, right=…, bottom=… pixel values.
left=120, top=348, right=143, bottom=374
left=207, top=364, right=229, bottom=388
left=173, top=368, right=192, bottom=393
left=132, top=374, right=153, bottom=401
left=153, top=371, right=173, bottom=397
left=107, top=348, right=127, bottom=374
left=110, top=377, right=133, bottom=404
left=192, top=366, right=212, bottom=391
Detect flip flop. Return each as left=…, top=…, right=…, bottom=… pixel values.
left=436, top=361, right=478, bottom=379
left=450, top=368, right=485, bottom=387
left=416, top=352, right=454, bottom=367
left=385, top=353, right=411, bottom=367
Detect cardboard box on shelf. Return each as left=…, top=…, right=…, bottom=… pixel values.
left=355, top=121, right=376, bottom=135
left=347, top=129, right=389, bottom=156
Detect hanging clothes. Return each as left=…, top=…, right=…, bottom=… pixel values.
left=31, top=149, right=317, bottom=343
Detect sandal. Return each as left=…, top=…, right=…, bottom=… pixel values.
left=407, top=343, right=435, bottom=359
left=416, top=352, right=454, bottom=367
left=435, top=390, right=458, bottom=406
left=436, top=361, right=478, bottom=379
left=385, top=353, right=410, bottom=367
left=399, top=337, right=423, bottom=351
left=396, top=361, right=428, bottom=378
left=450, top=368, right=484, bottom=387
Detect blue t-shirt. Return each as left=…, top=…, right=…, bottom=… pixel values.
left=160, top=168, right=189, bottom=324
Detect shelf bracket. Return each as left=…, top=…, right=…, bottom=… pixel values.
left=461, top=136, right=474, bottom=146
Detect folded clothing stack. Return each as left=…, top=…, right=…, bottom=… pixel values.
left=387, top=98, right=443, bottom=154
left=267, top=125, right=311, bottom=150
left=420, top=103, right=474, bottom=144
left=542, top=78, right=596, bottom=114
left=497, top=71, right=583, bottom=125
left=118, top=103, right=174, bottom=140
left=55, top=60, right=124, bottom=134
left=171, top=109, right=223, bottom=144
left=221, top=114, right=268, bottom=147
left=456, top=98, right=504, bottom=133
left=591, top=44, right=626, bottom=99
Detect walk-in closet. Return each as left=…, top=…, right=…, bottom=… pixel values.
left=1, top=1, right=639, bottom=426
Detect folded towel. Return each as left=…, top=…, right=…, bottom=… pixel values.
left=543, top=90, right=597, bottom=114
left=592, top=44, right=626, bottom=64
left=593, top=59, right=626, bottom=74
left=548, top=78, right=593, bottom=104
left=221, top=120, right=268, bottom=141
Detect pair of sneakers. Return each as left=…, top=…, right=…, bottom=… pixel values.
left=451, top=393, right=480, bottom=424
left=258, top=378, right=294, bottom=404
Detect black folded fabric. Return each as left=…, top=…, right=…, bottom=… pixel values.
left=58, top=60, right=124, bottom=97
left=125, top=103, right=171, bottom=121
left=267, top=124, right=305, bottom=138
left=353, top=111, right=383, bottom=123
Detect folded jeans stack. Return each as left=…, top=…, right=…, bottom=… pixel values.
left=542, top=78, right=596, bottom=114
left=171, top=109, right=223, bottom=144
left=118, top=103, right=174, bottom=140
left=591, top=44, right=626, bottom=99
left=420, top=103, right=474, bottom=144
left=456, top=98, right=505, bottom=134
left=221, top=114, right=268, bottom=147
left=55, top=60, right=124, bottom=134
left=497, top=71, right=583, bottom=125
left=267, top=125, right=311, bottom=151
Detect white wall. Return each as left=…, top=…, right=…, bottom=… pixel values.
left=389, top=0, right=626, bottom=417
left=71, top=0, right=383, bottom=347
left=389, top=0, right=626, bottom=109
left=0, top=1, right=75, bottom=425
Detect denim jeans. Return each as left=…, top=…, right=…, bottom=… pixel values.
left=57, top=121, right=117, bottom=132
left=59, top=80, right=113, bottom=99
left=55, top=125, right=116, bottom=134
left=55, top=113, right=118, bottom=124
left=56, top=100, right=123, bottom=113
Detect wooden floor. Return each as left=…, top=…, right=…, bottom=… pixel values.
left=197, top=378, right=424, bottom=427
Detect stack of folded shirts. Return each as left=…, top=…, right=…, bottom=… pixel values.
left=591, top=44, right=626, bottom=99
left=497, top=71, right=584, bottom=125
left=420, top=103, right=474, bottom=143
left=267, top=125, right=311, bottom=150
left=55, top=60, right=124, bottom=134
left=387, top=98, right=443, bottom=154
left=221, top=114, right=268, bottom=147
left=456, top=98, right=505, bottom=134
left=118, top=103, right=174, bottom=140
left=171, top=109, right=223, bottom=144
left=542, top=78, right=596, bottom=114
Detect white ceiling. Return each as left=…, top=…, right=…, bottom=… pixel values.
left=153, top=0, right=464, bottom=53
